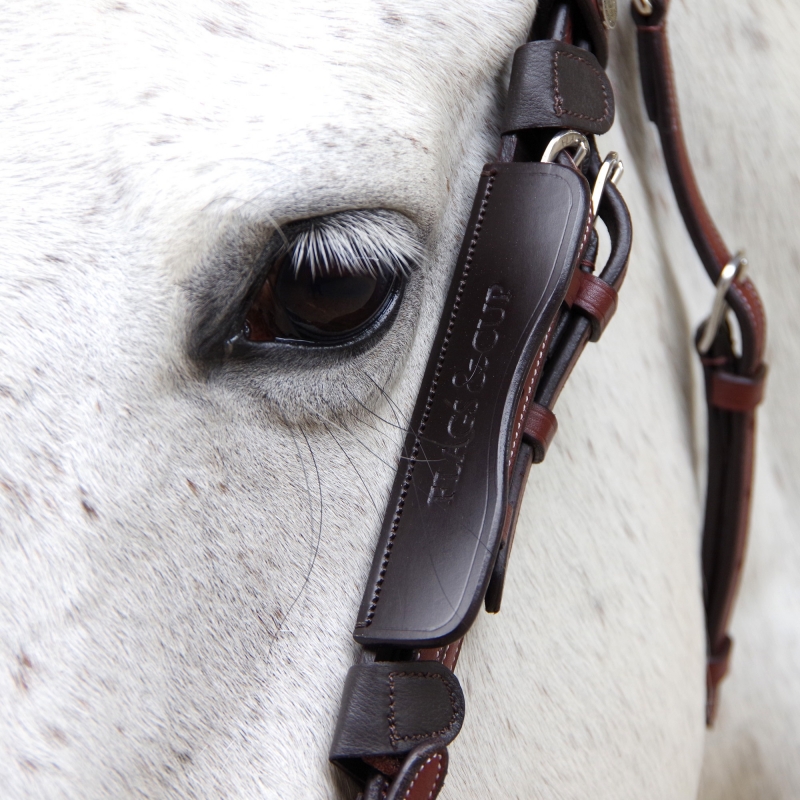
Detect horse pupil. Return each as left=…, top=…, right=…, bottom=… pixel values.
left=244, top=255, right=396, bottom=343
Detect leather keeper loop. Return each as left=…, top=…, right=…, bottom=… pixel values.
left=569, top=271, right=619, bottom=341
left=523, top=403, right=558, bottom=463
left=502, top=40, right=614, bottom=136
left=330, top=661, right=464, bottom=781
left=709, top=366, right=766, bottom=412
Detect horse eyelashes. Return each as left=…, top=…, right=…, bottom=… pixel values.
left=243, top=251, right=402, bottom=344
left=241, top=210, right=418, bottom=347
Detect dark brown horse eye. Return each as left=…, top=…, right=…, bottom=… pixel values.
left=244, top=254, right=400, bottom=344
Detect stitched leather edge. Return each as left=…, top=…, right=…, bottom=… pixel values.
left=388, top=672, right=459, bottom=746
left=553, top=50, right=611, bottom=124
left=357, top=171, right=498, bottom=628
left=400, top=754, right=444, bottom=800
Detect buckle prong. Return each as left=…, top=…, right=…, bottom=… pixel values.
left=697, top=251, right=748, bottom=354
left=591, top=151, right=624, bottom=221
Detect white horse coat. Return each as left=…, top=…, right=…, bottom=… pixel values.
left=1, top=2, right=798, bottom=798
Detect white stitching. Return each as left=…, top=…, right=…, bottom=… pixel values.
left=401, top=754, right=443, bottom=800
left=507, top=318, right=555, bottom=468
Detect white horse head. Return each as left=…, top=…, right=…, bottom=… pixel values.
left=1, top=2, right=799, bottom=798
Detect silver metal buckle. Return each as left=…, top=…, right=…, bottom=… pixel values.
left=541, top=131, right=590, bottom=168
left=697, top=251, right=748, bottom=354
left=591, top=151, right=624, bottom=221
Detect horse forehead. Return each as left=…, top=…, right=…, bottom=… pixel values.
left=2, top=0, right=537, bottom=250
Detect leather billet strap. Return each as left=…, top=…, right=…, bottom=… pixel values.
left=632, top=0, right=767, bottom=723
left=332, top=3, right=632, bottom=798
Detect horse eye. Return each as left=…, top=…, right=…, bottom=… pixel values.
left=243, top=253, right=401, bottom=344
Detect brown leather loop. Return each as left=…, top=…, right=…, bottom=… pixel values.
left=523, top=403, right=559, bottom=463
left=709, top=366, right=767, bottom=412
left=502, top=40, right=614, bottom=136
left=571, top=272, right=618, bottom=341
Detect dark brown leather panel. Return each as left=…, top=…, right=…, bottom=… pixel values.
left=353, top=162, right=590, bottom=648
left=502, top=40, right=614, bottom=136
left=335, top=2, right=628, bottom=795
left=330, top=661, right=464, bottom=779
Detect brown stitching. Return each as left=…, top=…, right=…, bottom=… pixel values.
left=358, top=173, right=498, bottom=627
left=388, top=672, right=458, bottom=746
left=401, top=754, right=444, bottom=800
left=553, top=50, right=610, bottom=123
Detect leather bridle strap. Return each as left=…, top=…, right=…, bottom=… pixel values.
left=632, top=0, right=767, bottom=723
left=331, top=3, right=631, bottom=798
left=330, top=1, right=766, bottom=796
